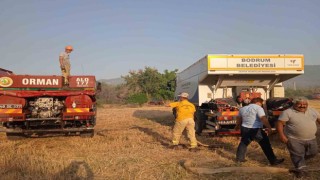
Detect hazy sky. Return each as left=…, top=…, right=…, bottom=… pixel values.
left=1, top=0, right=319, bottom=79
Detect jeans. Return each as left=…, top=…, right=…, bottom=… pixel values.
left=236, top=126, right=277, bottom=163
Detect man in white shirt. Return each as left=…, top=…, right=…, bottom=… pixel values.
left=59, top=45, right=73, bottom=85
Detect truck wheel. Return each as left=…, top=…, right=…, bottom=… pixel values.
left=195, top=118, right=203, bottom=135
left=6, top=133, right=26, bottom=140
left=195, top=110, right=205, bottom=135
left=80, top=130, right=94, bottom=138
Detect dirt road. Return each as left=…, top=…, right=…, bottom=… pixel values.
left=0, top=101, right=319, bottom=179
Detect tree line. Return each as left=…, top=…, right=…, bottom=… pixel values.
left=97, top=67, right=178, bottom=105
left=96, top=67, right=320, bottom=105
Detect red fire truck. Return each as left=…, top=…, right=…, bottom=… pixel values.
left=0, top=68, right=99, bottom=139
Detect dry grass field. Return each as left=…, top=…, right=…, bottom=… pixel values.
left=0, top=100, right=320, bottom=180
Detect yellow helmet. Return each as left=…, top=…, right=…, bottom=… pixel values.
left=65, top=45, right=73, bottom=50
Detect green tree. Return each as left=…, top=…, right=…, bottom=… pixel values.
left=123, top=70, right=142, bottom=94
left=164, top=69, right=178, bottom=89
left=138, top=67, right=165, bottom=97
left=123, top=67, right=177, bottom=101
left=126, top=93, right=148, bottom=105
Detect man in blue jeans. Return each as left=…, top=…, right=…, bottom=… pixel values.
left=235, top=97, right=284, bottom=165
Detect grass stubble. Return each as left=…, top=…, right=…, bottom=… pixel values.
left=0, top=101, right=320, bottom=179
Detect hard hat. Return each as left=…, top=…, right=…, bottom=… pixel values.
left=178, top=92, right=189, bottom=98
left=65, top=45, right=73, bottom=50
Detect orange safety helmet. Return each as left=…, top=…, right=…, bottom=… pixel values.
left=65, top=45, right=73, bottom=50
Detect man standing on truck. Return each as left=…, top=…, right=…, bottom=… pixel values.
left=276, top=97, right=320, bottom=178
left=167, top=92, right=198, bottom=152
left=235, top=97, right=284, bottom=165
left=59, top=45, right=73, bottom=85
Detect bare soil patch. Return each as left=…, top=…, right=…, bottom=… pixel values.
left=1, top=101, right=320, bottom=179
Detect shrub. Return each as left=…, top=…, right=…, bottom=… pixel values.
left=126, top=93, right=148, bottom=105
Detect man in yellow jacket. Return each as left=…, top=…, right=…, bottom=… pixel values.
left=168, top=92, right=198, bottom=152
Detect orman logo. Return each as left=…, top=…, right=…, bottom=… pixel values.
left=290, top=59, right=296, bottom=64
left=0, top=77, right=13, bottom=87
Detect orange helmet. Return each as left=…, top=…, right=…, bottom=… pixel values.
left=65, top=45, right=73, bottom=50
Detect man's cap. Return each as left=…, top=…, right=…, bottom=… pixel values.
left=178, top=92, right=189, bottom=98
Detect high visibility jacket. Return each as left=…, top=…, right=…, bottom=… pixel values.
left=169, top=100, right=195, bottom=121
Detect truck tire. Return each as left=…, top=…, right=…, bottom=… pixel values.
left=195, top=109, right=206, bottom=135
left=6, top=132, right=26, bottom=140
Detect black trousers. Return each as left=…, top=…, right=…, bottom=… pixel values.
left=236, top=126, right=277, bottom=163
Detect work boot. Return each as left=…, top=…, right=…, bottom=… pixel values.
left=289, top=168, right=309, bottom=178
left=270, top=158, right=284, bottom=166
